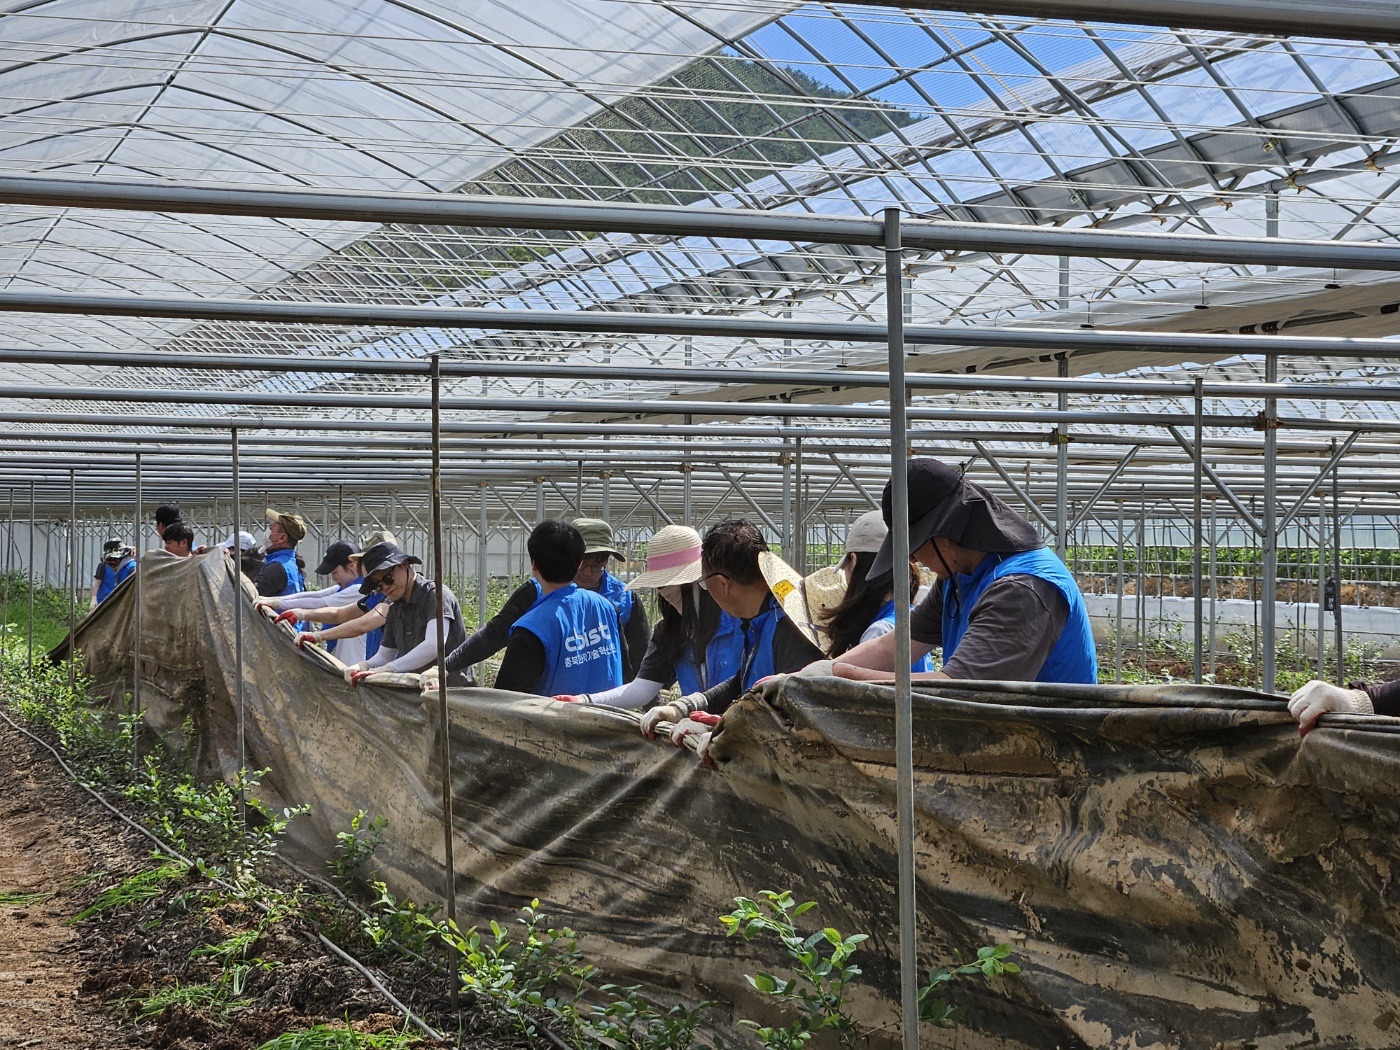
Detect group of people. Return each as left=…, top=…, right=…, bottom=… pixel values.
left=91, top=459, right=1395, bottom=746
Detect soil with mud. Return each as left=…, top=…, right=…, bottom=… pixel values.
left=0, top=714, right=527, bottom=1049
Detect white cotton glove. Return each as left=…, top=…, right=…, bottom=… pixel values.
left=420, top=666, right=440, bottom=696
left=1287, top=679, right=1373, bottom=736
left=253, top=598, right=280, bottom=615
left=88, top=596, right=97, bottom=612
left=294, top=631, right=322, bottom=649
left=343, top=661, right=369, bottom=684
left=639, top=702, right=683, bottom=740
left=669, top=711, right=723, bottom=747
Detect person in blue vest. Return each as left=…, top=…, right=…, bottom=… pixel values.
left=570, top=518, right=649, bottom=684
left=551, top=523, right=744, bottom=708
left=822, top=511, right=933, bottom=673
left=832, top=458, right=1097, bottom=685
left=89, top=539, right=136, bottom=610
left=253, top=508, right=308, bottom=599
left=639, top=519, right=824, bottom=747
left=493, top=520, right=623, bottom=697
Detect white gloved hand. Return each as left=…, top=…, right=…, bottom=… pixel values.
left=1287, top=679, right=1373, bottom=735
left=343, top=661, right=368, bottom=684
left=420, top=666, right=440, bottom=696
left=669, top=712, right=721, bottom=747
left=639, top=702, right=683, bottom=740
left=253, top=598, right=279, bottom=614
left=88, top=596, right=97, bottom=612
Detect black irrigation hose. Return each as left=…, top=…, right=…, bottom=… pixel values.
left=0, top=703, right=445, bottom=1043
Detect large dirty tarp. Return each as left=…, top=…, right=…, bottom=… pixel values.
left=66, top=551, right=1400, bottom=1049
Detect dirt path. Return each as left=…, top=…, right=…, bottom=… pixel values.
left=0, top=718, right=138, bottom=1048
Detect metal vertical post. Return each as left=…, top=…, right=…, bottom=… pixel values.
left=67, top=468, right=76, bottom=691
left=1055, top=355, right=1069, bottom=559
left=27, top=481, right=34, bottom=671
left=430, top=354, right=462, bottom=1015
left=132, top=456, right=142, bottom=769
left=1208, top=501, right=1219, bottom=679
left=781, top=442, right=793, bottom=560
left=232, top=428, right=245, bottom=820
left=1316, top=491, right=1326, bottom=677
left=1192, top=378, right=1204, bottom=683
left=1265, top=195, right=1279, bottom=273
left=1262, top=355, right=1279, bottom=691
left=2, top=487, right=11, bottom=651
left=794, top=436, right=805, bottom=574
left=682, top=417, right=693, bottom=525
left=1332, top=444, right=1344, bottom=682
left=337, top=484, right=345, bottom=537
left=534, top=477, right=544, bottom=524
left=1115, top=500, right=1124, bottom=682
left=601, top=471, right=611, bottom=521
left=477, top=483, right=489, bottom=632
left=883, top=206, right=918, bottom=1050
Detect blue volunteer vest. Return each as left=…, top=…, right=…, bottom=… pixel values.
left=362, top=589, right=386, bottom=659
left=95, top=558, right=136, bottom=604
left=595, top=571, right=634, bottom=628
left=511, top=583, right=623, bottom=696
left=265, top=547, right=306, bottom=596
left=871, top=599, right=935, bottom=673
left=941, top=547, right=1097, bottom=684
left=674, top=610, right=745, bottom=695
left=737, top=596, right=786, bottom=693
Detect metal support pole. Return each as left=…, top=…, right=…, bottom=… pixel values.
left=430, top=355, right=461, bottom=1015
left=1316, top=491, right=1326, bottom=677
left=67, top=468, right=76, bottom=690
left=1191, top=378, right=1204, bottom=683
left=1114, top=501, right=1124, bottom=682
left=132, top=455, right=142, bottom=771
left=600, top=471, right=611, bottom=521
left=781, top=442, right=793, bottom=560
left=477, top=483, right=489, bottom=633
left=1208, top=501, right=1219, bottom=679
left=1262, top=355, right=1279, bottom=691
left=1332, top=443, right=1344, bottom=682
left=2, top=487, right=11, bottom=651
left=232, top=428, right=245, bottom=820
left=1055, top=355, right=1069, bottom=559
left=26, top=480, right=34, bottom=671
left=682, top=415, right=693, bottom=524
left=884, top=206, right=919, bottom=1050
left=794, top=436, right=805, bottom=574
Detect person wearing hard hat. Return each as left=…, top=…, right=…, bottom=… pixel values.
left=90, top=538, right=136, bottom=610
left=569, top=519, right=649, bottom=684
left=832, top=458, right=1096, bottom=685
left=253, top=509, right=308, bottom=599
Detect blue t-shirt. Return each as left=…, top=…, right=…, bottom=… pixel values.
left=511, top=583, right=624, bottom=696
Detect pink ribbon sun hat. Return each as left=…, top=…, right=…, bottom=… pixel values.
left=625, top=524, right=705, bottom=590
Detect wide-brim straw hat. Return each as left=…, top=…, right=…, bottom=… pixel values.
left=351, top=529, right=397, bottom=559
left=626, top=524, right=704, bottom=590
left=758, top=551, right=848, bottom=649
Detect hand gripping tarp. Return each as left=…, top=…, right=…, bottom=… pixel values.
left=68, top=552, right=1400, bottom=1048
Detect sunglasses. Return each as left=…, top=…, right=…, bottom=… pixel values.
left=367, top=569, right=396, bottom=591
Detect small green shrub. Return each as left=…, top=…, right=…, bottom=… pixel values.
left=330, top=810, right=388, bottom=893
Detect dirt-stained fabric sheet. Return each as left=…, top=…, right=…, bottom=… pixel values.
left=67, top=552, right=1400, bottom=1049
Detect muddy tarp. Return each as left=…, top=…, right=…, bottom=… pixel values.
left=68, top=552, right=1400, bottom=1048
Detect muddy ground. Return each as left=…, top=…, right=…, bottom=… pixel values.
left=0, top=714, right=523, bottom=1049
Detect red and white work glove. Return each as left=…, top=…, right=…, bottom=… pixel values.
left=639, top=700, right=686, bottom=740
left=252, top=598, right=279, bottom=614
left=419, top=666, right=440, bottom=696
left=1287, top=679, right=1373, bottom=736
left=294, top=631, right=322, bottom=648
left=552, top=694, right=592, bottom=704
left=343, top=661, right=370, bottom=685
left=669, top=710, right=721, bottom=746
left=273, top=610, right=299, bottom=626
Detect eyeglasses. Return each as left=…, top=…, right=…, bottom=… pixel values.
left=579, top=554, right=610, bottom=570
left=698, top=571, right=727, bottom=591
left=367, top=571, right=394, bottom=591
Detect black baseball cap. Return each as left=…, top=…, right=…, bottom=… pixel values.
left=315, top=541, right=356, bottom=575
left=154, top=503, right=181, bottom=527
left=357, top=542, right=422, bottom=592
left=868, top=458, right=1042, bottom=578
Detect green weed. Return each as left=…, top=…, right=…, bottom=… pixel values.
left=126, top=980, right=228, bottom=1020
left=0, top=890, right=52, bottom=906
left=255, top=1024, right=423, bottom=1049
left=330, top=810, right=388, bottom=894
left=74, top=860, right=189, bottom=922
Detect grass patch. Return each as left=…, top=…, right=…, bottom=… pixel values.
left=127, top=980, right=228, bottom=1020
left=256, top=1024, right=424, bottom=1049
left=0, top=890, right=52, bottom=906
left=74, top=860, right=189, bottom=922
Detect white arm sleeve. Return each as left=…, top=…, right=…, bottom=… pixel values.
left=384, top=617, right=451, bottom=673
left=364, top=645, right=398, bottom=670
left=280, top=586, right=364, bottom=612
left=585, top=678, right=664, bottom=710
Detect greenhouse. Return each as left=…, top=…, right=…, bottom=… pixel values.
left=1, top=1, right=1399, bottom=1048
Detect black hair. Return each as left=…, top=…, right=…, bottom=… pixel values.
left=154, top=503, right=181, bottom=527
left=650, top=584, right=723, bottom=665
left=700, top=519, right=767, bottom=586
left=163, top=521, right=194, bottom=548
left=824, top=551, right=920, bottom=658
left=528, top=520, right=585, bottom=584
